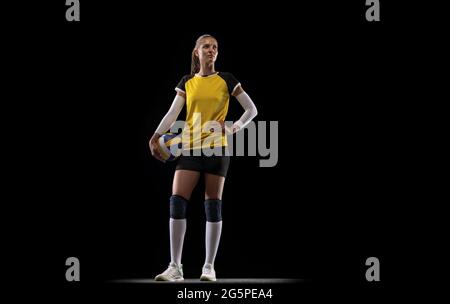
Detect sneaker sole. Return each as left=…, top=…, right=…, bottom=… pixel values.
left=155, top=276, right=184, bottom=282
left=200, top=275, right=216, bottom=282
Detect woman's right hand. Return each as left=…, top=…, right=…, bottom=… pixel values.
left=149, top=133, right=165, bottom=162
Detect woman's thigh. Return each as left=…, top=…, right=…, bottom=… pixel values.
left=172, top=169, right=201, bottom=200
left=204, top=173, right=225, bottom=200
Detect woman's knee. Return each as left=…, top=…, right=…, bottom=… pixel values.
left=204, top=192, right=222, bottom=200
left=172, top=191, right=191, bottom=201
left=169, top=195, right=188, bottom=219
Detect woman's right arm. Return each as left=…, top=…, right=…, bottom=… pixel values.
left=149, top=92, right=186, bottom=162
left=155, top=91, right=186, bottom=135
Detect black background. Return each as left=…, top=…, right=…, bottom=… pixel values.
left=6, top=0, right=416, bottom=302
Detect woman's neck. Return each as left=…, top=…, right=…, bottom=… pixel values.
left=198, top=64, right=216, bottom=76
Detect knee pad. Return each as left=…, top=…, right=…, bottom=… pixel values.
left=170, top=195, right=188, bottom=219
left=204, top=199, right=222, bottom=222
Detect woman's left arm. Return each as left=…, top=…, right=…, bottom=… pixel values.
left=230, top=85, right=258, bottom=133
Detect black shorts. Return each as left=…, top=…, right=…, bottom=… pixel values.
left=176, top=148, right=230, bottom=177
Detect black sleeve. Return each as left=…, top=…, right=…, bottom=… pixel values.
left=219, top=72, right=241, bottom=95
left=175, top=75, right=189, bottom=93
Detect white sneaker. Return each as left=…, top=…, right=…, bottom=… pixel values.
left=155, top=262, right=184, bottom=281
left=200, top=263, right=216, bottom=281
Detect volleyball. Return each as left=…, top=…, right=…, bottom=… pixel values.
left=158, top=132, right=182, bottom=161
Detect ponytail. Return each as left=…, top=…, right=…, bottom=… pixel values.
left=191, top=49, right=200, bottom=75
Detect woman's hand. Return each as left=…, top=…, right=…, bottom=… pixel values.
left=149, top=133, right=165, bottom=162
left=219, top=121, right=239, bottom=135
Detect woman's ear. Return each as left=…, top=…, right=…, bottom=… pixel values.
left=194, top=49, right=198, bottom=57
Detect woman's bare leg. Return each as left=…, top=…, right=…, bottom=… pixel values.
left=204, top=172, right=225, bottom=200
left=173, top=169, right=201, bottom=200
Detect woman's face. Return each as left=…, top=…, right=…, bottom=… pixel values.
left=196, top=37, right=218, bottom=65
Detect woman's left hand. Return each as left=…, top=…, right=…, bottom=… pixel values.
left=219, top=121, right=238, bottom=135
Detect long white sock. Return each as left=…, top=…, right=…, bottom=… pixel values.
left=170, top=218, right=186, bottom=266
left=205, top=221, right=222, bottom=266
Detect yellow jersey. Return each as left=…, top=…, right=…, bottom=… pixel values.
left=175, top=72, right=240, bottom=150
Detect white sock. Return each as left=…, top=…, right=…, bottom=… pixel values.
left=205, top=221, right=222, bottom=267
left=170, top=218, right=186, bottom=266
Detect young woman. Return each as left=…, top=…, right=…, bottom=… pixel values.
left=149, top=34, right=257, bottom=281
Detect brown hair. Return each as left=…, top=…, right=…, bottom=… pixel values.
left=190, top=34, right=217, bottom=75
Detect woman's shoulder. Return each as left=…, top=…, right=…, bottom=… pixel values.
left=218, top=72, right=239, bottom=81
left=217, top=72, right=241, bottom=94
left=177, top=74, right=195, bottom=86
left=180, top=74, right=195, bottom=81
